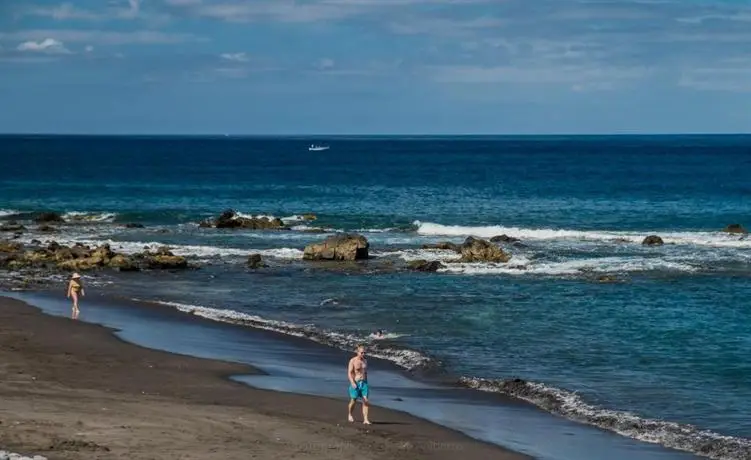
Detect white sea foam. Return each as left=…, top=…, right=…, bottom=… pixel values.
left=148, top=300, right=434, bottom=370
left=462, top=377, right=751, bottom=460
left=62, top=211, right=117, bottom=223
left=0, top=209, right=21, bottom=218
left=14, top=233, right=303, bottom=260
left=439, top=256, right=699, bottom=276
left=414, top=221, right=751, bottom=248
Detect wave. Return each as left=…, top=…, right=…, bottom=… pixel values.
left=0, top=209, right=22, bottom=218
left=414, top=221, right=751, bottom=248
left=461, top=377, right=751, bottom=460
left=148, top=300, right=437, bottom=371
left=62, top=211, right=118, bottom=223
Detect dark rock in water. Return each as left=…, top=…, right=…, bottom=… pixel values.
left=407, top=259, right=445, bottom=272
left=597, top=275, right=619, bottom=283
left=421, top=241, right=460, bottom=252
left=303, top=233, right=369, bottom=261
left=490, top=234, right=520, bottom=243
left=0, top=223, right=25, bottom=232
left=37, top=225, right=58, bottom=232
left=30, top=239, right=42, bottom=245
left=247, top=253, right=266, bottom=269
left=459, top=236, right=511, bottom=263
left=723, top=223, right=747, bottom=234
left=642, top=235, right=664, bottom=246
left=34, top=212, right=65, bottom=223
left=202, top=209, right=287, bottom=230
left=123, top=223, right=145, bottom=228
left=0, top=240, right=22, bottom=253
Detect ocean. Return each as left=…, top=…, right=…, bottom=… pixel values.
left=1, top=134, right=750, bottom=459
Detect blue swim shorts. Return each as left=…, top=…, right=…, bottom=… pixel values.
left=348, top=380, right=369, bottom=400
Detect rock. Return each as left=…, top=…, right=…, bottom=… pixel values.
left=597, top=275, right=619, bottom=283
left=34, top=212, right=64, bottom=223
left=407, top=259, right=445, bottom=272
left=642, top=235, right=664, bottom=246
left=108, top=254, right=138, bottom=271
left=0, top=223, right=25, bottom=232
left=143, top=254, right=188, bottom=269
left=30, top=239, right=42, bottom=245
left=0, top=240, right=22, bottom=252
left=247, top=253, right=266, bottom=269
left=302, top=213, right=317, bottom=221
left=723, top=223, right=747, bottom=234
left=204, top=209, right=287, bottom=230
left=421, top=242, right=460, bottom=252
left=490, top=234, right=520, bottom=243
left=459, top=237, right=511, bottom=263
left=303, top=233, right=369, bottom=261
left=123, top=223, right=145, bottom=228
left=37, top=225, right=57, bottom=232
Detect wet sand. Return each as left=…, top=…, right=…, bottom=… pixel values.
left=0, top=296, right=529, bottom=460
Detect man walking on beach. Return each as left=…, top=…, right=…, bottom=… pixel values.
left=347, top=344, right=371, bottom=424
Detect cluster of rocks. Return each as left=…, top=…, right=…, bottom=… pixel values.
left=198, top=210, right=316, bottom=230
left=0, top=240, right=189, bottom=273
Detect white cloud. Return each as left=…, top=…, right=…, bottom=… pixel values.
left=85, top=45, right=94, bottom=53
left=316, top=58, right=335, bottom=70
left=220, top=52, right=249, bottom=62
left=16, top=38, right=71, bottom=54
left=1, top=30, right=205, bottom=46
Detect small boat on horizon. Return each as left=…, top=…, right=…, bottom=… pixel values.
left=308, top=144, right=330, bottom=151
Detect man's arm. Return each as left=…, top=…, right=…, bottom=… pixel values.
left=347, top=358, right=356, bottom=387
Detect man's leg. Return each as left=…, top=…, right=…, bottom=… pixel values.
left=348, top=398, right=356, bottom=422
left=362, top=397, right=371, bottom=424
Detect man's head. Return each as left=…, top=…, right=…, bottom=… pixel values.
left=356, top=344, right=366, bottom=356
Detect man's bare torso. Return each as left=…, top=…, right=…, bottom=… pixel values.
left=349, top=356, right=367, bottom=382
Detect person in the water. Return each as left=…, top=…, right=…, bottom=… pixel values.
left=347, top=344, right=371, bottom=424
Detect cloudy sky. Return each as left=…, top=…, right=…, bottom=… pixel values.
left=1, top=0, right=750, bottom=134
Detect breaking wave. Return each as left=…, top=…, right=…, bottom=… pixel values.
left=461, top=377, right=751, bottom=460
left=148, top=301, right=437, bottom=371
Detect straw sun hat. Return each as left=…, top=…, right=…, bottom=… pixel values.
left=71, top=273, right=81, bottom=279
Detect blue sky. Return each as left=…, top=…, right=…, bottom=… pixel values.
left=1, top=0, right=750, bottom=134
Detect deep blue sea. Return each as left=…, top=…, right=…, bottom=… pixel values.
left=1, top=134, right=750, bottom=459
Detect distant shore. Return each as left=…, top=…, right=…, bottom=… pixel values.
left=0, top=295, right=527, bottom=460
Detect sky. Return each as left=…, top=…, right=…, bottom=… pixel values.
left=1, top=0, right=750, bottom=135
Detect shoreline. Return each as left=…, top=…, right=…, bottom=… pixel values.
left=0, top=294, right=528, bottom=460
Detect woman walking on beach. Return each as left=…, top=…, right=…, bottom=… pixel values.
left=66, top=273, right=84, bottom=317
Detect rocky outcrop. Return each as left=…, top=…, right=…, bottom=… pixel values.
left=303, top=233, right=369, bottom=261
left=642, top=235, right=664, bottom=246
left=723, top=224, right=747, bottom=234
left=490, top=234, right=520, bottom=243
left=247, top=253, right=266, bottom=269
left=199, top=210, right=287, bottom=230
left=37, top=225, right=58, bottom=232
left=0, top=240, right=189, bottom=272
left=421, top=242, right=460, bottom=251
left=0, top=222, right=25, bottom=232
left=34, top=212, right=65, bottom=223
left=459, top=237, right=511, bottom=263
left=123, top=223, right=145, bottom=228
left=407, top=260, right=445, bottom=272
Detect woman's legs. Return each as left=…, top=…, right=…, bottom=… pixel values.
left=71, top=291, right=79, bottom=311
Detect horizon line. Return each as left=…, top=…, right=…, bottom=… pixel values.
left=1, top=132, right=750, bottom=138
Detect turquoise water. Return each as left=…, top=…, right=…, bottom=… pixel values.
left=1, top=134, right=750, bottom=458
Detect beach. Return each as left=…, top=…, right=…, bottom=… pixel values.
left=0, top=296, right=525, bottom=460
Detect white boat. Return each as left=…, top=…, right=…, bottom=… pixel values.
left=308, top=144, right=330, bottom=151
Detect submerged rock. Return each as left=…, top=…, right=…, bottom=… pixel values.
left=421, top=242, right=460, bottom=252
left=459, top=237, right=511, bottom=263
left=34, top=211, right=64, bottom=223
left=642, top=235, right=664, bottom=246
left=303, top=233, right=369, bottom=261
left=490, top=234, right=520, bottom=243
left=247, top=253, right=266, bottom=269
left=407, top=260, right=445, bottom=272
left=200, top=209, right=287, bottom=230
left=723, top=223, right=747, bottom=234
